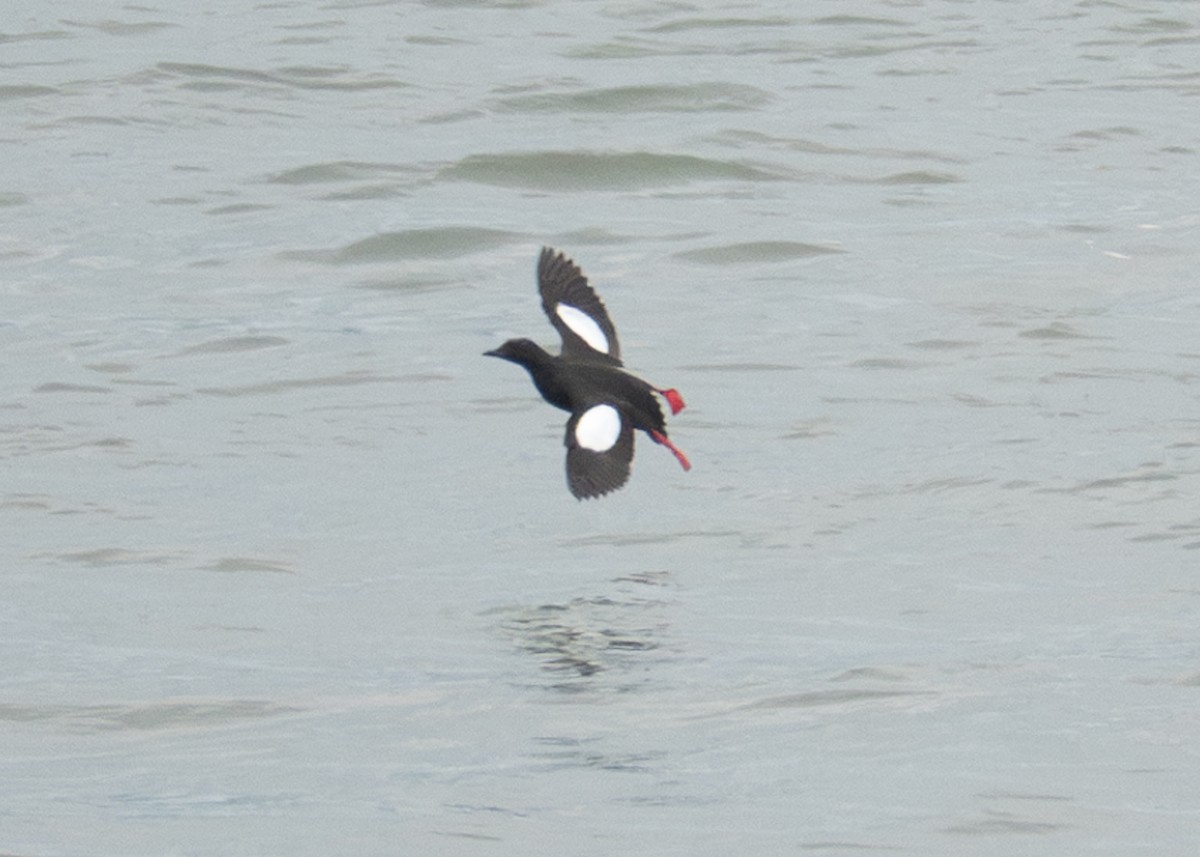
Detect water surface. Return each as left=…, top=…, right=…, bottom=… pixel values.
left=3, top=1, right=1199, bottom=854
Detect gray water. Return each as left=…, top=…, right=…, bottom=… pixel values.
left=3, top=1, right=1199, bottom=853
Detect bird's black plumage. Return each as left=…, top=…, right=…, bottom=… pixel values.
left=485, top=248, right=689, bottom=499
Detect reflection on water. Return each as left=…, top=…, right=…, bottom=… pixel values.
left=494, top=572, right=674, bottom=687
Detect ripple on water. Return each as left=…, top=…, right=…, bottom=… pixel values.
left=438, top=150, right=790, bottom=191
left=155, top=62, right=406, bottom=93
left=494, top=82, right=773, bottom=113
left=0, top=698, right=301, bottom=734
left=676, top=240, right=845, bottom=263
left=281, top=226, right=521, bottom=264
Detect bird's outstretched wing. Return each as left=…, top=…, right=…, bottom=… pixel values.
left=564, top=402, right=635, bottom=499
left=538, top=247, right=622, bottom=366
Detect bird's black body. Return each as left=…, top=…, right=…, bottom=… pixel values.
left=486, top=248, right=689, bottom=499
left=485, top=338, right=667, bottom=431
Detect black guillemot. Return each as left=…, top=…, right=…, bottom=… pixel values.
left=485, top=247, right=690, bottom=500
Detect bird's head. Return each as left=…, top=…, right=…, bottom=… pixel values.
left=483, top=338, right=550, bottom=367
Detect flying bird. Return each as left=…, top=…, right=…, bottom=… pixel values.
left=485, top=247, right=690, bottom=499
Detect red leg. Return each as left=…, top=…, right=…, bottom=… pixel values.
left=655, top=387, right=686, bottom=415
left=649, top=429, right=691, bottom=471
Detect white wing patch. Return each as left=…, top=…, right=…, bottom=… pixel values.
left=556, top=303, right=609, bottom=354
left=575, top=404, right=621, bottom=452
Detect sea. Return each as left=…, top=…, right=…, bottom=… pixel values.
left=3, top=1, right=1199, bottom=854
